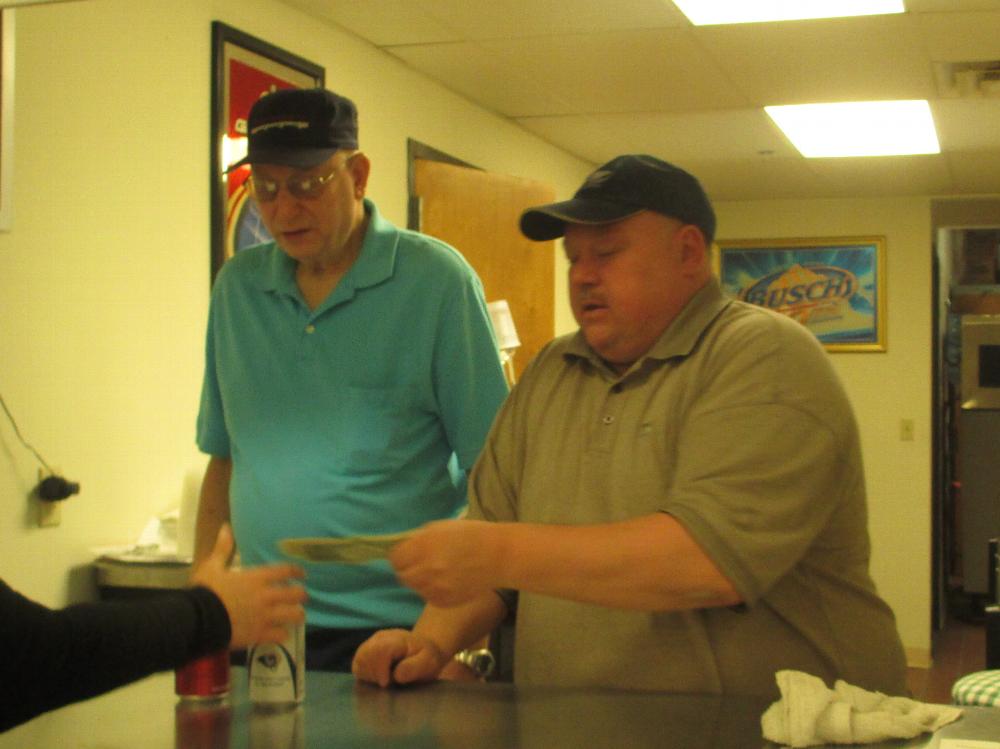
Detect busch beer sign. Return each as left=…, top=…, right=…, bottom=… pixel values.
left=717, top=238, right=885, bottom=352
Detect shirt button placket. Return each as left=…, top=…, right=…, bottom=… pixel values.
left=595, top=381, right=624, bottom=451
left=299, top=319, right=317, bottom=364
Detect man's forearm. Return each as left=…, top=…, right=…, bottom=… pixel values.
left=492, top=512, right=742, bottom=611
left=412, top=592, right=507, bottom=658
left=193, top=456, right=232, bottom=566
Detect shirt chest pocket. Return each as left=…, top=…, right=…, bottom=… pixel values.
left=327, top=385, right=425, bottom=471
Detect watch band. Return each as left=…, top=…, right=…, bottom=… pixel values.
left=453, top=648, right=497, bottom=678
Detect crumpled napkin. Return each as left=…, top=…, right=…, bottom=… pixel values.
left=760, top=669, right=963, bottom=748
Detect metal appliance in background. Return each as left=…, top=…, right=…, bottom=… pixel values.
left=958, top=315, right=1000, bottom=594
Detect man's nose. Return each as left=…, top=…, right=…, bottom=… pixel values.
left=269, top=185, right=303, bottom=218
left=569, top=254, right=599, bottom=286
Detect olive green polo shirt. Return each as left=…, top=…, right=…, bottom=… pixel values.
left=468, top=280, right=907, bottom=698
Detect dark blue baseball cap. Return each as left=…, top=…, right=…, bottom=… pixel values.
left=520, top=154, right=716, bottom=244
left=226, top=88, right=359, bottom=172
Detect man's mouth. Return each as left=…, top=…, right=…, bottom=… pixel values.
left=579, top=300, right=608, bottom=317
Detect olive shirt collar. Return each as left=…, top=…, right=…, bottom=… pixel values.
left=255, top=198, right=395, bottom=317
left=563, top=278, right=732, bottom=379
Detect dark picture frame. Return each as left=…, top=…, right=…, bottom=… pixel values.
left=210, top=22, right=324, bottom=283
left=0, top=9, right=14, bottom=231
left=716, top=236, right=887, bottom=352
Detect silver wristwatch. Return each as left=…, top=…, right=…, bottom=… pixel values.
left=453, top=648, right=497, bottom=678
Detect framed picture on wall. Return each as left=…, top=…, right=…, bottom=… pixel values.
left=210, top=22, right=324, bottom=283
left=716, top=236, right=887, bottom=352
left=0, top=9, right=15, bottom=231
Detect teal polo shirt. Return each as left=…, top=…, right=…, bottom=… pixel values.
left=197, top=199, right=508, bottom=629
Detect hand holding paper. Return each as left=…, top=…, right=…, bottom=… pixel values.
left=279, top=531, right=415, bottom=564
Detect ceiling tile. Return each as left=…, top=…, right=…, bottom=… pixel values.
left=517, top=109, right=795, bottom=165
left=915, top=10, right=1000, bottom=61
left=387, top=42, right=576, bottom=116
left=805, top=155, right=954, bottom=196
left=946, top=151, right=1000, bottom=194
left=279, top=0, right=460, bottom=45
left=933, top=100, right=1000, bottom=150
left=905, top=0, right=1000, bottom=11
left=391, top=28, right=748, bottom=117
left=694, top=158, right=835, bottom=202
left=408, top=0, right=687, bottom=39
left=693, top=15, right=934, bottom=104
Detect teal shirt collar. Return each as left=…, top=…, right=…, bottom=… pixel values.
left=255, top=198, right=398, bottom=312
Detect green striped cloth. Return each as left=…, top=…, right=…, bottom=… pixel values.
left=952, top=669, right=1000, bottom=706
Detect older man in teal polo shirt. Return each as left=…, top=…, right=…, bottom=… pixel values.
left=194, top=88, right=508, bottom=670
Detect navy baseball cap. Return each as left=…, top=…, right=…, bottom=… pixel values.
left=520, top=154, right=716, bottom=244
left=226, top=88, right=359, bottom=172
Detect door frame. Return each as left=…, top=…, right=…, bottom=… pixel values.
left=406, top=139, right=478, bottom=232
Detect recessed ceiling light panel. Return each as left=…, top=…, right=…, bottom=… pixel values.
left=672, top=0, right=905, bottom=25
left=764, top=100, right=940, bottom=158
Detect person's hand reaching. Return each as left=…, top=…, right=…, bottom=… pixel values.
left=191, top=524, right=307, bottom=649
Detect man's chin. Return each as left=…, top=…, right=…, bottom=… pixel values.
left=581, top=330, right=614, bottom=359
left=276, top=241, right=319, bottom=263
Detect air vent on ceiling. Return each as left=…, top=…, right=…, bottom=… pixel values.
left=935, top=61, right=1000, bottom=98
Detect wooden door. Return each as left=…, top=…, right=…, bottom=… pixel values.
left=413, top=159, right=556, bottom=381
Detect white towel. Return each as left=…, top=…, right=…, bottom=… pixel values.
left=760, top=670, right=964, bottom=748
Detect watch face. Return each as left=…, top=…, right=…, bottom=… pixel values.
left=458, top=649, right=496, bottom=678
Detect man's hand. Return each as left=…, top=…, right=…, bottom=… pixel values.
left=389, top=519, right=504, bottom=608
left=352, top=628, right=449, bottom=688
left=191, top=523, right=307, bottom=649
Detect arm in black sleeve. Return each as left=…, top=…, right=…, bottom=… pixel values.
left=0, top=578, right=231, bottom=732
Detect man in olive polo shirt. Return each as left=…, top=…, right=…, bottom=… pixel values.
left=351, top=154, right=908, bottom=698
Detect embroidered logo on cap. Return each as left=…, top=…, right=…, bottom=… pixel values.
left=583, top=169, right=612, bottom=189
left=251, top=119, right=310, bottom=135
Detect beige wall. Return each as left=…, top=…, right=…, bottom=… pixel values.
left=0, top=0, right=943, bottom=665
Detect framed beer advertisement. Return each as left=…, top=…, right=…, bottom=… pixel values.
left=716, top=236, right=886, bottom=352
left=210, top=22, right=324, bottom=283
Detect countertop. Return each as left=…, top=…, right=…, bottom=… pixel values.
left=2, top=668, right=998, bottom=748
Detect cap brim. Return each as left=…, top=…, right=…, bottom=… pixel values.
left=223, top=147, right=340, bottom=174
left=520, top=199, right=643, bottom=240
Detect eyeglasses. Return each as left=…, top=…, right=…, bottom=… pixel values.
left=250, top=156, right=356, bottom=203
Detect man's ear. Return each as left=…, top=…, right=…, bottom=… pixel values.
left=350, top=152, right=372, bottom=198
left=677, top=224, right=708, bottom=269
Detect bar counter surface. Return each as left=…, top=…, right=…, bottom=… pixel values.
left=2, top=668, right=998, bottom=748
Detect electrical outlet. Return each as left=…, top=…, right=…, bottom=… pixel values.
left=38, top=499, right=61, bottom=527
left=900, top=418, right=915, bottom=442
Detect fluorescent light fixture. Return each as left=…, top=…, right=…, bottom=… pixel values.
left=672, top=0, right=904, bottom=25
left=764, top=100, right=940, bottom=158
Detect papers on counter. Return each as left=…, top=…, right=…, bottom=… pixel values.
left=93, top=546, right=192, bottom=565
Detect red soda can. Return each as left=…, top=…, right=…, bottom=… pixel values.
left=175, top=650, right=231, bottom=700
left=175, top=699, right=232, bottom=749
